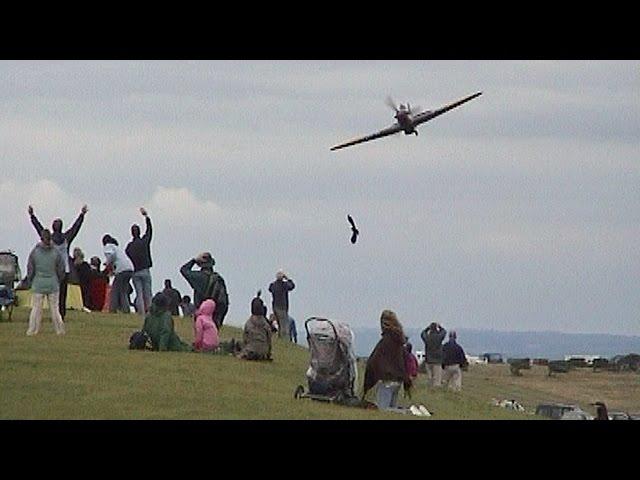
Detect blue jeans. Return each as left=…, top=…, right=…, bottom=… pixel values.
left=132, top=269, right=152, bottom=315
left=375, top=381, right=401, bottom=410
left=110, top=271, right=133, bottom=313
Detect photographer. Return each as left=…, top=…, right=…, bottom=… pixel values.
left=179, top=252, right=229, bottom=327
left=268, top=269, right=295, bottom=341
left=420, top=322, right=447, bottom=387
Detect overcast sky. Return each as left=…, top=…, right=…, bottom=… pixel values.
left=1, top=60, right=639, bottom=335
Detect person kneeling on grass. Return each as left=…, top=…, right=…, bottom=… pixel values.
left=193, top=299, right=219, bottom=352
left=238, top=293, right=273, bottom=361
left=143, top=293, right=191, bottom=352
left=362, top=310, right=413, bottom=412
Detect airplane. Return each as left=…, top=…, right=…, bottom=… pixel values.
left=330, top=91, right=482, bottom=151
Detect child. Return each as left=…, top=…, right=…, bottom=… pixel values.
left=193, top=299, right=219, bottom=352
left=404, top=342, right=419, bottom=380
left=180, top=295, right=196, bottom=317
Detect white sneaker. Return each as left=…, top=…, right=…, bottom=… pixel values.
left=418, top=405, right=432, bottom=417
left=409, top=405, right=423, bottom=416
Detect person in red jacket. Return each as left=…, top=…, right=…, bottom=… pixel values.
left=404, top=341, right=419, bottom=380
left=88, top=256, right=108, bottom=312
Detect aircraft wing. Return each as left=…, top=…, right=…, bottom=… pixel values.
left=412, top=91, right=482, bottom=127
left=330, top=123, right=403, bottom=151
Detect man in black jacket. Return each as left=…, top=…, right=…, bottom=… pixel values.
left=28, top=204, right=88, bottom=320
left=125, top=207, right=153, bottom=316
left=268, top=269, right=295, bottom=341
left=442, top=331, right=468, bottom=391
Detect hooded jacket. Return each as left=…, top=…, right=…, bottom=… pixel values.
left=143, top=298, right=190, bottom=352
left=240, top=295, right=272, bottom=359
left=241, top=315, right=273, bottom=359
left=26, top=241, right=65, bottom=294
left=194, top=299, right=219, bottom=352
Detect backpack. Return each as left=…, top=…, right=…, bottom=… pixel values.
left=129, top=330, right=151, bottom=350
left=205, top=272, right=229, bottom=311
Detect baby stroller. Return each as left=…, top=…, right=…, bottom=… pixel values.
left=0, top=250, right=21, bottom=321
left=294, top=317, right=359, bottom=405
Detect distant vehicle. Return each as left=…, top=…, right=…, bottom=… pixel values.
left=536, top=403, right=588, bottom=420
left=547, top=360, right=571, bottom=376
left=480, top=353, right=504, bottom=364
left=608, top=411, right=632, bottom=420
left=629, top=413, right=640, bottom=420
left=415, top=350, right=426, bottom=366
left=561, top=409, right=594, bottom=420
left=564, top=355, right=602, bottom=367
left=612, top=353, right=640, bottom=372
left=466, top=355, right=487, bottom=365
left=533, top=358, right=549, bottom=366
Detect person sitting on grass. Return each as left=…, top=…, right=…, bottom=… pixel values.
left=193, top=299, right=219, bottom=353
left=180, top=295, right=196, bottom=317
left=238, top=293, right=273, bottom=361
left=143, top=293, right=191, bottom=352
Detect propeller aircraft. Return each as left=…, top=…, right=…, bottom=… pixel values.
left=330, top=91, right=482, bottom=151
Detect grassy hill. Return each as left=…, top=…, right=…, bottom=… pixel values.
left=2, top=308, right=635, bottom=420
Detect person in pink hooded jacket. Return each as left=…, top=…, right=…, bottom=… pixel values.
left=193, top=299, right=219, bottom=352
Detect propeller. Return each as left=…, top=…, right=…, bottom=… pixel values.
left=385, top=95, right=399, bottom=114
left=407, top=103, right=422, bottom=114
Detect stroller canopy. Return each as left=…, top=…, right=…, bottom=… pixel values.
left=0, top=251, right=21, bottom=285
left=305, top=317, right=358, bottom=396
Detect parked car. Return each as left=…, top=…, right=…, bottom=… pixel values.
left=608, top=411, right=631, bottom=420
left=536, top=403, right=587, bottom=420
left=561, top=409, right=594, bottom=420
left=480, top=353, right=504, bottom=364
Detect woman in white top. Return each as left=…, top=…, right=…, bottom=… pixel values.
left=102, top=234, right=134, bottom=313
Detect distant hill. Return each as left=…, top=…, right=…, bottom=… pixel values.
left=301, top=326, right=640, bottom=360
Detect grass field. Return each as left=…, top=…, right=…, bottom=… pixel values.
left=1, top=308, right=637, bottom=419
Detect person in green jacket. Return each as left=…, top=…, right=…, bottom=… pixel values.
left=25, top=229, right=66, bottom=336
left=142, top=293, right=191, bottom=352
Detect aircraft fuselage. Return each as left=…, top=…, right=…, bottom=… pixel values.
left=395, top=111, right=416, bottom=134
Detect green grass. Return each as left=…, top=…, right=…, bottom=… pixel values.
left=0, top=308, right=580, bottom=420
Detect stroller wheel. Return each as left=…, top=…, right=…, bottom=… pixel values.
left=294, top=385, right=305, bottom=399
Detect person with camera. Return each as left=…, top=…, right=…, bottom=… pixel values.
left=179, top=252, right=229, bottom=327
left=268, top=269, right=295, bottom=341
left=420, top=322, right=447, bottom=387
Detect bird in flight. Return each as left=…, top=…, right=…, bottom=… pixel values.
left=347, top=214, right=359, bottom=244
left=331, top=91, right=482, bottom=151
